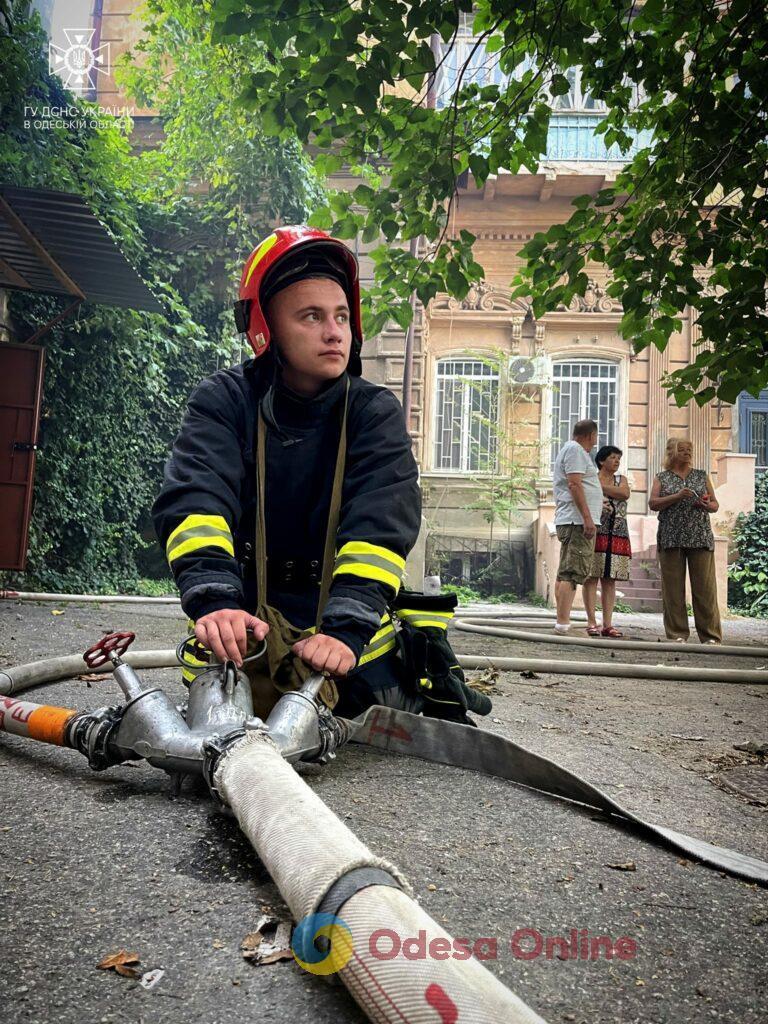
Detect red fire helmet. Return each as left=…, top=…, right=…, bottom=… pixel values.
left=234, top=226, right=363, bottom=374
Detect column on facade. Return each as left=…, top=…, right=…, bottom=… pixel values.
left=647, top=343, right=671, bottom=482
left=687, top=313, right=712, bottom=474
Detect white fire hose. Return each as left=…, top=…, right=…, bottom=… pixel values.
left=2, top=610, right=767, bottom=1024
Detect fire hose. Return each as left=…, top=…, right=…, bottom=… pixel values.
left=1, top=618, right=767, bottom=1024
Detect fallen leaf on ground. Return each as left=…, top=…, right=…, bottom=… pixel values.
left=520, top=670, right=540, bottom=680
left=605, top=861, right=636, bottom=872
left=97, top=949, right=141, bottom=978
left=241, top=915, right=293, bottom=966
left=76, top=673, right=111, bottom=681
left=51, top=609, right=65, bottom=616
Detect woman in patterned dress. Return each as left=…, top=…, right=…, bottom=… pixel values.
left=583, top=445, right=632, bottom=638
left=648, top=437, right=721, bottom=643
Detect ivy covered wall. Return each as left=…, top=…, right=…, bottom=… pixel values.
left=1, top=2, right=320, bottom=592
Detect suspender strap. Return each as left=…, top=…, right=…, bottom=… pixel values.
left=256, top=377, right=349, bottom=631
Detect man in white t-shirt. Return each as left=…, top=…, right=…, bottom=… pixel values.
left=552, top=419, right=602, bottom=632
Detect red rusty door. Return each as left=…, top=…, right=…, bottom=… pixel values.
left=0, top=342, right=45, bottom=571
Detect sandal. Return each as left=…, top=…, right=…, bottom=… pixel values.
left=586, top=626, right=602, bottom=637
left=601, top=626, right=624, bottom=638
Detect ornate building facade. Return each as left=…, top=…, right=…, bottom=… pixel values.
left=60, top=1, right=760, bottom=607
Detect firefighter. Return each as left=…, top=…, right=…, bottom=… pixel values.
left=152, top=226, right=423, bottom=718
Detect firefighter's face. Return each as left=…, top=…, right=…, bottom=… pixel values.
left=267, top=278, right=353, bottom=394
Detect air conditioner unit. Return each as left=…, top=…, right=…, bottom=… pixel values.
left=508, top=355, right=551, bottom=387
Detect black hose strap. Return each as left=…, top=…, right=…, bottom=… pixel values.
left=316, top=866, right=402, bottom=921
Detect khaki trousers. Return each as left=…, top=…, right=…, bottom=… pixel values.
left=658, top=547, right=722, bottom=643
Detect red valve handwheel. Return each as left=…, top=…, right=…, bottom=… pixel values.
left=83, top=631, right=136, bottom=668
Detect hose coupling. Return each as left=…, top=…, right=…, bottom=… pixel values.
left=201, top=729, right=245, bottom=803
left=312, top=705, right=349, bottom=765
left=67, top=705, right=128, bottom=771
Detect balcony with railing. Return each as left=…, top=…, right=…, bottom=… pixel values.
left=433, top=35, right=651, bottom=165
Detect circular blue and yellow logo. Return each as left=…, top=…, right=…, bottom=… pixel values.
left=292, top=912, right=354, bottom=975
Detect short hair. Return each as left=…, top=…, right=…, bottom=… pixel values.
left=663, top=437, right=694, bottom=471
left=572, top=419, right=598, bottom=440
left=595, top=445, right=623, bottom=469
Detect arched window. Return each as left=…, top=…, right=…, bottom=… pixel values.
left=433, top=357, right=499, bottom=473
left=551, top=360, right=618, bottom=462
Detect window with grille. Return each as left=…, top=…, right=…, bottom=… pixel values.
left=433, top=358, right=499, bottom=473
left=751, top=411, right=767, bottom=472
left=551, top=361, right=618, bottom=465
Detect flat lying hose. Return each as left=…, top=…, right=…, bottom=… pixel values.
left=0, top=590, right=180, bottom=604
left=454, top=617, right=768, bottom=659
left=0, top=650, right=179, bottom=696
left=215, top=729, right=547, bottom=1023
left=348, top=707, right=768, bottom=885
left=457, top=651, right=768, bottom=684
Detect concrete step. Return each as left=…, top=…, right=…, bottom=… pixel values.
left=618, top=593, right=663, bottom=606
left=618, top=581, right=663, bottom=598
left=622, top=598, right=663, bottom=610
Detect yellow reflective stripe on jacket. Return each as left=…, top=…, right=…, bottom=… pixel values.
left=167, top=514, right=234, bottom=564
left=395, top=608, right=454, bottom=630
left=333, top=541, right=405, bottom=594
left=358, top=614, right=397, bottom=667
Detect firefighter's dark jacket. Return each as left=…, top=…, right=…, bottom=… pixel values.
left=152, top=359, right=422, bottom=662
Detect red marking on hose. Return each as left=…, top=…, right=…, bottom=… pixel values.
left=369, top=709, right=412, bottom=743
left=348, top=947, right=413, bottom=1022
left=1, top=697, right=33, bottom=723
left=425, top=983, right=459, bottom=1023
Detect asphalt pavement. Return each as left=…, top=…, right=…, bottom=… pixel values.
left=1, top=599, right=766, bottom=1024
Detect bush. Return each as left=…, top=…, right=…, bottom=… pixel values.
left=440, top=584, right=483, bottom=605
left=1, top=5, right=317, bottom=594
left=728, top=473, right=768, bottom=617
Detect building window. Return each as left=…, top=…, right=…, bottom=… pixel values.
left=549, top=67, right=606, bottom=112
left=750, top=411, right=768, bottom=473
left=739, top=390, right=768, bottom=473
left=551, top=360, right=618, bottom=463
left=433, top=358, right=499, bottom=473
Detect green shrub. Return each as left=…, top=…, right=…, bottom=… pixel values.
left=728, top=473, right=768, bottom=617
left=1, top=4, right=318, bottom=594
left=441, top=583, right=483, bottom=605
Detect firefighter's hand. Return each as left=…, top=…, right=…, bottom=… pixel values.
left=292, top=634, right=356, bottom=677
left=195, top=610, right=269, bottom=667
